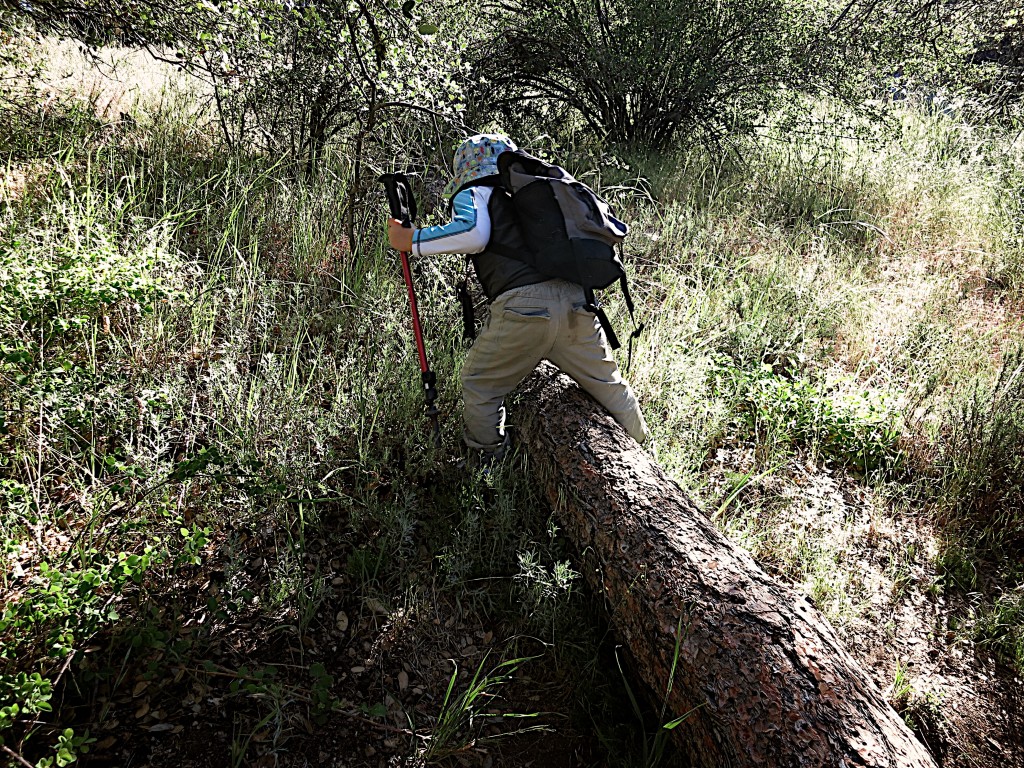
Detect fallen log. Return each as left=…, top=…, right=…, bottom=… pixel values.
left=513, top=363, right=937, bottom=768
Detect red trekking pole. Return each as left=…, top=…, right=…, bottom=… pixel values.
left=379, top=173, right=441, bottom=445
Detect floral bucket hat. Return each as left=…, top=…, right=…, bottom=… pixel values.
left=443, top=133, right=518, bottom=198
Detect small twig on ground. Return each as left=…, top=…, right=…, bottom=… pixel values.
left=51, top=648, right=78, bottom=689
left=2, top=745, right=36, bottom=768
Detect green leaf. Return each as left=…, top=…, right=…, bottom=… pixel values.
left=417, top=22, right=438, bottom=35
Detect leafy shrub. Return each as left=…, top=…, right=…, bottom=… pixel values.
left=176, top=0, right=464, bottom=173
left=722, top=363, right=905, bottom=474
left=0, top=552, right=154, bottom=762
left=0, top=550, right=156, bottom=662
left=0, top=216, right=177, bottom=339
left=2, top=0, right=199, bottom=47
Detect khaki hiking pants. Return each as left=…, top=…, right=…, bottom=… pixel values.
left=461, top=279, right=649, bottom=454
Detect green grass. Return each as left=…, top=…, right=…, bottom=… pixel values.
left=972, top=587, right=1024, bottom=671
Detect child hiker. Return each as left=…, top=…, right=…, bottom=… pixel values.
left=387, top=134, right=650, bottom=463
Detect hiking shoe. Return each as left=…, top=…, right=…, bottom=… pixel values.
left=464, top=431, right=511, bottom=473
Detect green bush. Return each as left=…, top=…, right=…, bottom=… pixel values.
left=0, top=208, right=178, bottom=338
left=0, top=550, right=156, bottom=663
left=722, top=362, right=905, bottom=475
left=172, top=0, right=464, bottom=173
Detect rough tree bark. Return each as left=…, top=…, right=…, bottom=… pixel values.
left=512, top=364, right=937, bottom=768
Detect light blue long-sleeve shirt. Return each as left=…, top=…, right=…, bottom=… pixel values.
left=412, top=187, right=494, bottom=257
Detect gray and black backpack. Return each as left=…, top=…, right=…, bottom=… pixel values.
left=457, top=150, right=643, bottom=355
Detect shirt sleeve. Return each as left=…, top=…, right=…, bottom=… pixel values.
left=413, top=187, right=492, bottom=257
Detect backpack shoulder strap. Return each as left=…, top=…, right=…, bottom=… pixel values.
left=584, top=276, right=645, bottom=365
left=497, top=150, right=568, bottom=192
left=447, top=174, right=502, bottom=213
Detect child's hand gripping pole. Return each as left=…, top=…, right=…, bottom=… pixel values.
left=378, top=173, right=441, bottom=445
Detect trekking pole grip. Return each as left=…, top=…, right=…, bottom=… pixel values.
left=379, top=172, right=417, bottom=227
